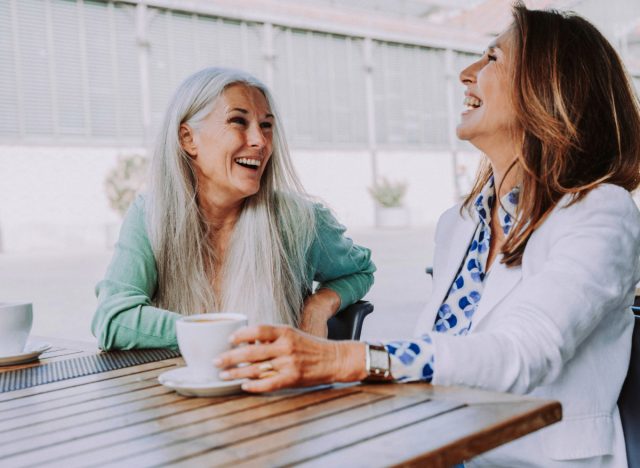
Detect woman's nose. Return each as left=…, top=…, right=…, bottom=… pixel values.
left=459, top=60, right=479, bottom=85
left=247, top=123, right=266, bottom=148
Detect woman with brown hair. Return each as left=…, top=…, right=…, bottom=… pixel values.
left=216, top=4, right=640, bottom=465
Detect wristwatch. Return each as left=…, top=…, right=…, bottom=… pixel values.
left=364, top=343, right=394, bottom=382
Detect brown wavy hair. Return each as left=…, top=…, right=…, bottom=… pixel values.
left=463, top=3, right=640, bottom=266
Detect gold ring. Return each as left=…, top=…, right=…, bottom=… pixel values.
left=258, top=360, right=277, bottom=379
left=258, top=361, right=274, bottom=372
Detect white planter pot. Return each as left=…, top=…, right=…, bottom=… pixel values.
left=376, top=206, right=409, bottom=228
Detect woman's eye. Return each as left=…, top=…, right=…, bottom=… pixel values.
left=260, top=122, right=273, bottom=129
left=229, top=117, right=247, bottom=126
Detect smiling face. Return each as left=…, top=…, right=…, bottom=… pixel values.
left=457, top=29, right=518, bottom=159
left=180, top=83, right=274, bottom=209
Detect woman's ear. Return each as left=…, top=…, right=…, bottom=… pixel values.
left=179, top=124, right=197, bottom=158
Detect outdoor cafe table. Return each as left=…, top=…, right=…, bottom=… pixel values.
left=0, top=337, right=562, bottom=467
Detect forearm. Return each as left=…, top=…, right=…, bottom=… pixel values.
left=299, top=288, right=341, bottom=337
left=305, top=288, right=341, bottom=319
left=93, top=289, right=180, bottom=350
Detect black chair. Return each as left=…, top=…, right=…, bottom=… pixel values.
left=619, top=306, right=640, bottom=467
left=327, top=300, right=373, bottom=340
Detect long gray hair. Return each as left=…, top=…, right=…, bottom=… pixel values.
left=147, top=67, right=316, bottom=326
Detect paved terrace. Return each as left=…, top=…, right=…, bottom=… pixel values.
left=0, top=226, right=436, bottom=344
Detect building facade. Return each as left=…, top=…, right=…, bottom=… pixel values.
left=1, top=0, right=638, bottom=252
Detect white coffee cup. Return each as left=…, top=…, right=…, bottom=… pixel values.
left=0, top=302, right=33, bottom=356
left=176, top=312, right=247, bottom=382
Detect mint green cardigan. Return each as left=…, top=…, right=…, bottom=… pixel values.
left=92, top=196, right=376, bottom=350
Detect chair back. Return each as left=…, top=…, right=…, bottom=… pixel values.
left=619, top=307, right=640, bottom=467
left=327, top=301, right=373, bottom=341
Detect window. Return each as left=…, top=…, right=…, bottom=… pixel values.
left=273, top=28, right=367, bottom=147
left=373, top=41, right=448, bottom=148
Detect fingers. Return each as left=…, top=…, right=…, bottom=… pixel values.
left=215, top=341, right=279, bottom=369
left=219, top=358, right=280, bottom=381
left=215, top=325, right=288, bottom=369
left=229, top=325, right=283, bottom=345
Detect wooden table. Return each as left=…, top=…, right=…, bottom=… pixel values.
left=0, top=338, right=561, bottom=467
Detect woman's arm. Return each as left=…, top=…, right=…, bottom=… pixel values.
left=300, top=204, right=376, bottom=336
left=298, top=288, right=341, bottom=338
left=92, top=196, right=180, bottom=350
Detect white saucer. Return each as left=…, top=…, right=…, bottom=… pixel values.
left=158, top=367, right=247, bottom=397
left=0, top=342, right=51, bottom=367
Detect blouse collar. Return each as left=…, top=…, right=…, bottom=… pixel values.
left=473, top=176, right=520, bottom=236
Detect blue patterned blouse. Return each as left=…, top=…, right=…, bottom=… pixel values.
left=383, top=178, right=520, bottom=382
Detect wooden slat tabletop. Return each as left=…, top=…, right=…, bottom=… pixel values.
left=0, top=339, right=562, bottom=468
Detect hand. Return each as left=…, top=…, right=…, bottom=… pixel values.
left=299, top=288, right=341, bottom=338
left=214, top=325, right=367, bottom=393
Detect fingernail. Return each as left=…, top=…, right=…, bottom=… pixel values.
left=213, top=358, right=221, bottom=366
left=219, top=371, right=230, bottom=379
left=241, top=382, right=251, bottom=391
left=228, top=334, right=236, bottom=343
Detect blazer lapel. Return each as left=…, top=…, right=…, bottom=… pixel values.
left=471, top=257, right=522, bottom=328
left=415, top=213, right=477, bottom=334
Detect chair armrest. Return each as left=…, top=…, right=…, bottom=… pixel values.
left=327, top=301, right=374, bottom=341
left=619, top=313, right=640, bottom=466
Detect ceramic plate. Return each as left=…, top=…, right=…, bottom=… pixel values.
left=158, top=367, right=246, bottom=397
left=0, top=342, right=51, bottom=366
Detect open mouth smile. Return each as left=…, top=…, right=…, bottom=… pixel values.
left=463, top=96, right=483, bottom=111
left=234, top=157, right=262, bottom=170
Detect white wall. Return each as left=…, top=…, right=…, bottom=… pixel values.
left=0, top=146, right=137, bottom=252
left=0, top=145, right=478, bottom=252
left=294, top=149, right=481, bottom=227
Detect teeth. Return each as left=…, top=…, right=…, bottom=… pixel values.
left=463, top=96, right=482, bottom=109
left=235, top=158, right=261, bottom=167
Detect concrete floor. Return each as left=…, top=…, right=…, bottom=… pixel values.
left=0, top=226, right=436, bottom=344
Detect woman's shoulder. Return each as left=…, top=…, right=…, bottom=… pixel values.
left=120, top=193, right=150, bottom=237
left=557, top=183, right=638, bottom=217
left=126, top=193, right=147, bottom=215
left=535, top=184, right=640, bottom=246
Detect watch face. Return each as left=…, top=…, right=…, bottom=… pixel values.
left=370, top=348, right=388, bottom=370
left=369, top=346, right=390, bottom=378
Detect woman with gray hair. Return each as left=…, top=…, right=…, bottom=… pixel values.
left=92, top=67, right=375, bottom=350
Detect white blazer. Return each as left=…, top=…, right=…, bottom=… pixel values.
left=415, top=184, right=640, bottom=467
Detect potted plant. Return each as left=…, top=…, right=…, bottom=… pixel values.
left=103, top=153, right=149, bottom=246
left=368, top=177, right=409, bottom=228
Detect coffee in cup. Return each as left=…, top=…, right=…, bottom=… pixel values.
left=0, top=302, right=33, bottom=356
left=176, top=312, right=247, bottom=382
